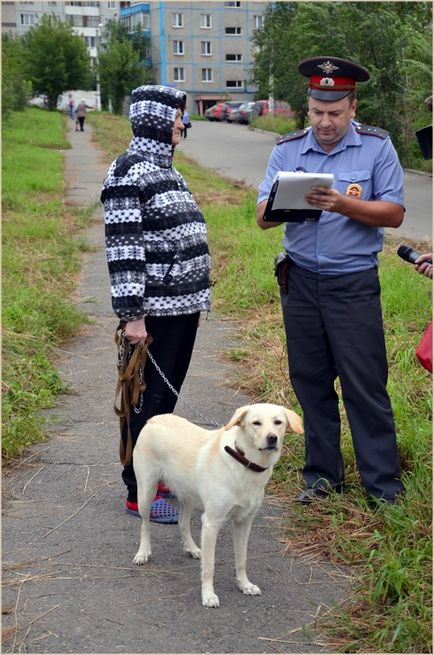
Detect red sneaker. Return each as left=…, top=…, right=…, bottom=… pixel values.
left=157, top=481, right=176, bottom=499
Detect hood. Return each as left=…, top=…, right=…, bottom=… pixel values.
left=128, top=85, right=187, bottom=168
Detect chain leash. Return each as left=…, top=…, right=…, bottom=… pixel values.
left=135, top=347, right=220, bottom=428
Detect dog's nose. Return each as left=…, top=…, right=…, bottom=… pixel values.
left=267, top=434, right=278, bottom=448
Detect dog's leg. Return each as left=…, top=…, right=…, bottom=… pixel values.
left=232, top=514, right=261, bottom=596
left=200, top=514, right=222, bottom=608
left=133, top=473, right=157, bottom=565
left=179, top=501, right=201, bottom=559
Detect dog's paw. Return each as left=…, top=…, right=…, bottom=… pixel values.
left=202, top=592, right=220, bottom=608
left=185, top=546, right=201, bottom=559
left=238, top=581, right=262, bottom=596
left=133, top=550, right=151, bottom=565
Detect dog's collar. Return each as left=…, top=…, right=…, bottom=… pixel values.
left=224, top=444, right=268, bottom=473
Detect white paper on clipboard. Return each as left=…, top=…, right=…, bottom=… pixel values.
left=270, top=172, right=334, bottom=210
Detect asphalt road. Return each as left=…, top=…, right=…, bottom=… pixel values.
left=179, top=120, right=433, bottom=243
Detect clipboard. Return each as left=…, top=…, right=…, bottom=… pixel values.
left=263, top=171, right=334, bottom=222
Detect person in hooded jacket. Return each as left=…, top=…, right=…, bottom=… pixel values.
left=101, top=85, right=211, bottom=522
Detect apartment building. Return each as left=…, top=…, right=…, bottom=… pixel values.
left=2, top=1, right=268, bottom=115
left=2, top=1, right=119, bottom=66
left=120, top=1, right=267, bottom=114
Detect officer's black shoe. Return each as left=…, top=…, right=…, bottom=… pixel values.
left=295, top=485, right=342, bottom=503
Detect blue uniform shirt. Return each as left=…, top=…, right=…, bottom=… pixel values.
left=258, top=122, right=405, bottom=274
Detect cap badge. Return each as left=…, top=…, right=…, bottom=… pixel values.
left=318, top=60, right=339, bottom=74
left=346, top=183, right=362, bottom=198
left=320, top=77, right=335, bottom=87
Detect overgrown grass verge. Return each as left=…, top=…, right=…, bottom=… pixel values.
left=90, top=111, right=431, bottom=653
left=2, top=107, right=94, bottom=457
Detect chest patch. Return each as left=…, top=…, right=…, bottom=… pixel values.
left=346, top=183, right=363, bottom=198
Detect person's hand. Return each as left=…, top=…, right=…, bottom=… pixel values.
left=415, top=253, right=433, bottom=279
left=124, top=318, right=148, bottom=344
left=305, top=185, right=343, bottom=212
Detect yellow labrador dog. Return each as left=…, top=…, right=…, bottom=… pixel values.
left=132, top=403, right=303, bottom=607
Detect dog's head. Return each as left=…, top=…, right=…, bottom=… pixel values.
left=224, top=403, right=303, bottom=455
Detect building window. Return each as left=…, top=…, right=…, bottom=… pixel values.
left=172, top=12, right=183, bottom=28
left=226, top=80, right=243, bottom=88
left=84, top=35, right=96, bottom=48
left=20, top=13, right=37, bottom=25
left=122, top=12, right=150, bottom=32
left=108, top=1, right=116, bottom=7
left=201, top=68, right=213, bottom=82
left=224, top=1, right=241, bottom=6
left=173, top=40, right=184, bottom=55
left=174, top=67, right=185, bottom=82
left=225, top=27, right=242, bottom=35
left=253, top=15, right=264, bottom=30
left=201, top=41, right=212, bottom=56
left=200, top=14, right=212, bottom=29
left=225, top=53, right=242, bottom=62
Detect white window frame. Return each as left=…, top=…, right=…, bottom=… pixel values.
left=201, top=68, right=213, bottom=83
left=173, top=40, right=184, bottom=55
left=253, top=15, right=264, bottom=30
left=172, top=12, right=184, bottom=28
left=174, top=67, right=185, bottom=82
left=201, top=41, right=212, bottom=56
left=20, top=13, right=37, bottom=25
left=225, top=53, right=242, bottom=62
left=225, top=26, right=242, bottom=36
left=200, top=14, right=212, bottom=29
left=225, top=1, right=242, bottom=6
left=226, top=80, right=243, bottom=89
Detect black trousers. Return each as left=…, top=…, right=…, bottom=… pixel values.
left=281, top=264, right=403, bottom=500
left=121, top=312, right=200, bottom=502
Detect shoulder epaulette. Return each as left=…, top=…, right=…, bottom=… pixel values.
left=276, top=127, right=310, bottom=145
left=355, top=124, right=389, bottom=139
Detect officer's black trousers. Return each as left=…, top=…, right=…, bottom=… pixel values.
left=281, top=264, right=403, bottom=500
left=121, top=312, right=200, bottom=502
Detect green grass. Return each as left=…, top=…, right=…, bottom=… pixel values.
left=2, top=107, right=94, bottom=457
left=4, top=108, right=431, bottom=652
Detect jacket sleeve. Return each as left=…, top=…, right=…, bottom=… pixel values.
left=102, top=181, right=146, bottom=321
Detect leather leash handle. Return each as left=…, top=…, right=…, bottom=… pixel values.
left=114, top=326, right=153, bottom=466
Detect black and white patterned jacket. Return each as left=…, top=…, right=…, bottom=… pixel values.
left=101, top=85, right=211, bottom=321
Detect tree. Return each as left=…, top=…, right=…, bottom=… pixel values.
left=250, top=2, right=432, bottom=162
left=2, top=34, right=31, bottom=120
left=98, top=20, right=152, bottom=114
left=22, top=15, right=91, bottom=110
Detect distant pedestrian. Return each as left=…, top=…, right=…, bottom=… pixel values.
left=181, top=109, right=191, bottom=139
left=75, top=99, right=93, bottom=132
left=67, top=93, right=75, bottom=120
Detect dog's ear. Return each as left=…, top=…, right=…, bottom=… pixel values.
left=285, top=409, right=304, bottom=434
left=224, top=406, right=249, bottom=431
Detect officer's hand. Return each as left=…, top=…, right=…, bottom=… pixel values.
left=305, top=186, right=343, bottom=212
left=124, top=318, right=148, bottom=344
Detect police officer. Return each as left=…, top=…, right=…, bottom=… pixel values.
left=257, top=56, right=405, bottom=504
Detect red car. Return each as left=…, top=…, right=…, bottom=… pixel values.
left=253, top=100, right=294, bottom=118
left=204, top=103, right=226, bottom=121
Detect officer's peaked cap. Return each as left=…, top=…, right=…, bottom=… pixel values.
left=298, top=56, right=370, bottom=101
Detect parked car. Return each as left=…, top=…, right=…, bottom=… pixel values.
left=223, top=101, right=244, bottom=121
left=229, top=101, right=256, bottom=124
left=235, top=102, right=256, bottom=124
left=252, top=99, right=294, bottom=118
left=204, top=103, right=226, bottom=121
